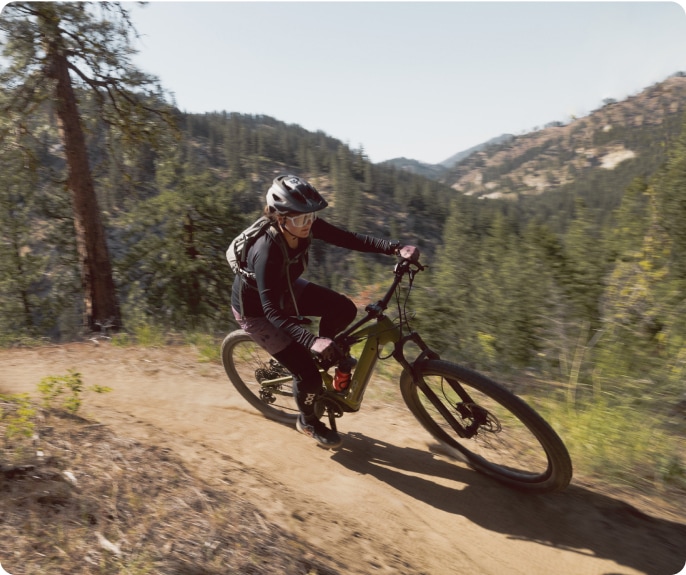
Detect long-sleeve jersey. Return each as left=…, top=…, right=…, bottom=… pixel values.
left=231, top=217, right=397, bottom=349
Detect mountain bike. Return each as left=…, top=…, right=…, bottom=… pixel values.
left=221, top=255, right=573, bottom=493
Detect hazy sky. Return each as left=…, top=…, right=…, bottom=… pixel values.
left=127, top=1, right=686, bottom=164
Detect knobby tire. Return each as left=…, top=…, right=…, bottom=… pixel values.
left=400, top=359, right=572, bottom=492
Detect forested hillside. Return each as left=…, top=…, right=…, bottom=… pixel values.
left=1, top=69, right=685, bottom=380
left=0, top=103, right=462, bottom=335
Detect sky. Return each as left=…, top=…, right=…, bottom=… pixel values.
left=126, top=1, right=686, bottom=165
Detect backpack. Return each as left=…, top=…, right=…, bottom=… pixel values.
left=227, top=215, right=311, bottom=320
left=226, top=216, right=276, bottom=280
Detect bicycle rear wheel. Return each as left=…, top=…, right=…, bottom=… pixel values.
left=400, top=359, right=572, bottom=492
left=221, top=330, right=299, bottom=424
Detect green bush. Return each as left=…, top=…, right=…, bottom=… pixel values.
left=543, top=392, right=685, bottom=492
left=185, top=332, right=220, bottom=363
left=0, top=393, right=36, bottom=440
left=37, top=370, right=111, bottom=414
left=110, top=323, right=166, bottom=348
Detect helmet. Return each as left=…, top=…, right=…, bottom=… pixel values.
left=266, top=175, right=328, bottom=214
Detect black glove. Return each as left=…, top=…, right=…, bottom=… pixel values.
left=397, top=245, right=420, bottom=262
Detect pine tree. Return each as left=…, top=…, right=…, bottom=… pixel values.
left=118, top=149, right=246, bottom=329
left=419, top=198, right=482, bottom=363
left=608, top=176, right=649, bottom=260
left=655, top=113, right=686, bottom=279
left=562, top=199, right=607, bottom=329
left=0, top=2, right=172, bottom=333
left=0, top=147, right=44, bottom=338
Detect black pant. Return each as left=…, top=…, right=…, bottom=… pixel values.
left=273, top=282, right=356, bottom=419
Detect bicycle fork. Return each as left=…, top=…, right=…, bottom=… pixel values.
left=397, top=333, right=483, bottom=439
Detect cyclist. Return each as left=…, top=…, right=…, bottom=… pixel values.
left=231, top=174, right=417, bottom=448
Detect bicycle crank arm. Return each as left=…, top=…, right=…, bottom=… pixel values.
left=327, top=411, right=338, bottom=433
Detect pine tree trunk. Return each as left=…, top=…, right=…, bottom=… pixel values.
left=47, top=46, right=122, bottom=333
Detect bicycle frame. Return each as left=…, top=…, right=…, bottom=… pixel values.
left=321, top=258, right=437, bottom=415
left=323, top=315, right=401, bottom=412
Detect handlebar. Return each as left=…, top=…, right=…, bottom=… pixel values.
left=379, top=255, right=424, bottom=307
left=336, top=255, right=424, bottom=345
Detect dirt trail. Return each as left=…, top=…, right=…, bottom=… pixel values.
left=2, top=342, right=684, bottom=575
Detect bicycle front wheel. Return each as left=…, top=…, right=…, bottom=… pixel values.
left=221, top=330, right=299, bottom=424
left=400, top=359, right=572, bottom=492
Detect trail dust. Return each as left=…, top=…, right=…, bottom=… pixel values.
left=1, top=341, right=684, bottom=575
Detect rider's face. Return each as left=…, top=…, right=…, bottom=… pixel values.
left=281, top=212, right=316, bottom=239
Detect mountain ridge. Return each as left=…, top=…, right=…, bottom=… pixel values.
left=381, top=72, right=686, bottom=200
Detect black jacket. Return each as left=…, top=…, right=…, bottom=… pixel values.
left=231, top=217, right=396, bottom=348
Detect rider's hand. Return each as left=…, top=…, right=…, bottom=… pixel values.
left=310, top=337, right=342, bottom=366
left=398, top=245, right=420, bottom=262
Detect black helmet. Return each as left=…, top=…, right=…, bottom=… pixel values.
left=266, top=175, right=328, bottom=214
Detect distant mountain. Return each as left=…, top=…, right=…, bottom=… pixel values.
left=381, top=73, right=686, bottom=201
left=377, top=157, right=448, bottom=180
left=380, top=133, right=515, bottom=179
left=437, top=133, right=515, bottom=168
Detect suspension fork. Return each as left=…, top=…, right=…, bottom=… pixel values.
left=396, top=333, right=478, bottom=439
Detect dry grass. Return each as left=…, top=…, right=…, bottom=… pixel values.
left=1, top=406, right=343, bottom=575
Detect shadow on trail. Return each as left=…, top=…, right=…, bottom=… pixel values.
left=331, top=431, right=685, bottom=575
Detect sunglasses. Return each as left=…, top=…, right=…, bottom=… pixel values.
left=285, top=212, right=317, bottom=228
